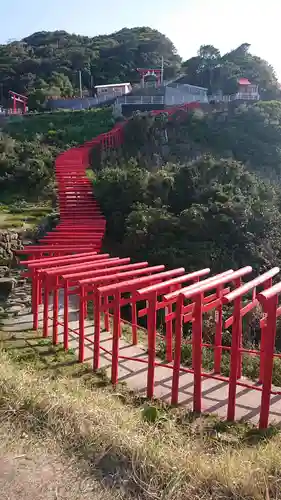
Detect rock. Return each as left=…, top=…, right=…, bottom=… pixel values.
left=0, top=278, right=15, bottom=300
left=0, top=230, right=25, bottom=266
left=13, top=292, right=29, bottom=299
left=21, top=299, right=31, bottom=306
left=5, top=304, right=24, bottom=314
left=17, top=279, right=27, bottom=286
left=0, top=266, right=9, bottom=277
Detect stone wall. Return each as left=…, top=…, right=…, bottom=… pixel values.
left=0, top=231, right=24, bottom=266
left=0, top=266, right=31, bottom=322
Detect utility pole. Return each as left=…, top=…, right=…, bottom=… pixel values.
left=78, top=70, right=82, bottom=98
left=161, top=56, right=164, bottom=84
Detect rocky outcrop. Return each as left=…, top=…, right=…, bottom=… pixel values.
left=0, top=212, right=59, bottom=267
left=0, top=266, right=31, bottom=323
left=0, top=231, right=24, bottom=266
left=0, top=213, right=59, bottom=324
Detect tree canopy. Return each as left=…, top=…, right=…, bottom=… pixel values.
left=0, top=28, right=181, bottom=107
left=93, top=102, right=281, bottom=273
left=1, top=29, right=279, bottom=110
left=181, top=43, right=280, bottom=99
left=0, top=108, right=113, bottom=202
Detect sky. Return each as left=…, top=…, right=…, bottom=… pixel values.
left=1, top=0, right=281, bottom=79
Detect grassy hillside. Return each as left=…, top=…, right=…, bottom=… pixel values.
left=0, top=28, right=181, bottom=110
left=0, top=107, right=113, bottom=230
left=93, top=102, right=281, bottom=275
left=4, top=108, right=114, bottom=144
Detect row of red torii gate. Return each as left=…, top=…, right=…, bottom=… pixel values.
left=17, top=103, right=281, bottom=429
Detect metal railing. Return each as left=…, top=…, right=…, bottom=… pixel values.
left=167, top=83, right=208, bottom=95
left=116, top=95, right=165, bottom=105
left=209, top=93, right=260, bottom=103
left=116, top=95, right=209, bottom=105
left=166, top=94, right=208, bottom=105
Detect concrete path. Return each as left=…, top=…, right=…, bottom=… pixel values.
left=2, top=298, right=281, bottom=426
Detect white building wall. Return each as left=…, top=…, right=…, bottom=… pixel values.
left=164, top=87, right=208, bottom=105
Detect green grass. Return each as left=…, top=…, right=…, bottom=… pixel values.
left=0, top=202, right=53, bottom=230
left=4, top=108, right=114, bottom=143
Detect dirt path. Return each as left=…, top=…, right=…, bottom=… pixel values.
left=0, top=423, right=121, bottom=500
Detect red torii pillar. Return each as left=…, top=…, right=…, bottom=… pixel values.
left=136, top=68, right=162, bottom=86
left=9, top=90, right=28, bottom=114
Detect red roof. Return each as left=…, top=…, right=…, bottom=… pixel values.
left=238, top=78, right=251, bottom=85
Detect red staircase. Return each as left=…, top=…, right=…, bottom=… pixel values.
left=17, top=103, right=200, bottom=260
left=53, top=147, right=106, bottom=252
left=17, top=132, right=123, bottom=259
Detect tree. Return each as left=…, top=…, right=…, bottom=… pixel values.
left=49, top=72, right=73, bottom=97
left=182, top=43, right=280, bottom=98
left=92, top=103, right=281, bottom=275
left=0, top=27, right=181, bottom=108
left=94, top=162, right=149, bottom=241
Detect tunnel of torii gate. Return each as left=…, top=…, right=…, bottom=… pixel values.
left=8, top=90, right=28, bottom=113
left=21, top=250, right=281, bottom=430
left=16, top=101, right=281, bottom=430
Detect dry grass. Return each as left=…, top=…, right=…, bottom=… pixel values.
left=0, top=331, right=281, bottom=499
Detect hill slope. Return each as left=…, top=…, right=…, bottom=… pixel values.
left=92, top=101, right=281, bottom=275
left=1, top=108, right=113, bottom=203
left=0, top=28, right=181, bottom=108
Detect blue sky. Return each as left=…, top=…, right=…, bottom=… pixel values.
left=1, top=0, right=281, bottom=79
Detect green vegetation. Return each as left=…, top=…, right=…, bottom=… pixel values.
left=182, top=43, right=280, bottom=99
left=5, top=108, right=113, bottom=143
left=1, top=329, right=281, bottom=500
left=0, top=28, right=181, bottom=109
left=0, top=108, right=113, bottom=208
left=1, top=29, right=280, bottom=110
left=0, top=202, right=52, bottom=230
left=93, top=101, right=281, bottom=274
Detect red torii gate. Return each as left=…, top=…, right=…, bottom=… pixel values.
left=164, top=266, right=253, bottom=409
left=16, top=245, right=98, bottom=260
left=162, top=266, right=280, bottom=428
left=61, top=261, right=152, bottom=350
left=137, top=68, right=162, bottom=86
left=9, top=90, right=28, bottom=113
left=24, top=252, right=110, bottom=329
left=76, top=264, right=166, bottom=364
left=97, top=268, right=186, bottom=385
left=258, top=280, right=281, bottom=427
left=40, top=256, right=129, bottom=341
left=24, top=249, right=281, bottom=428
left=222, top=267, right=279, bottom=424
